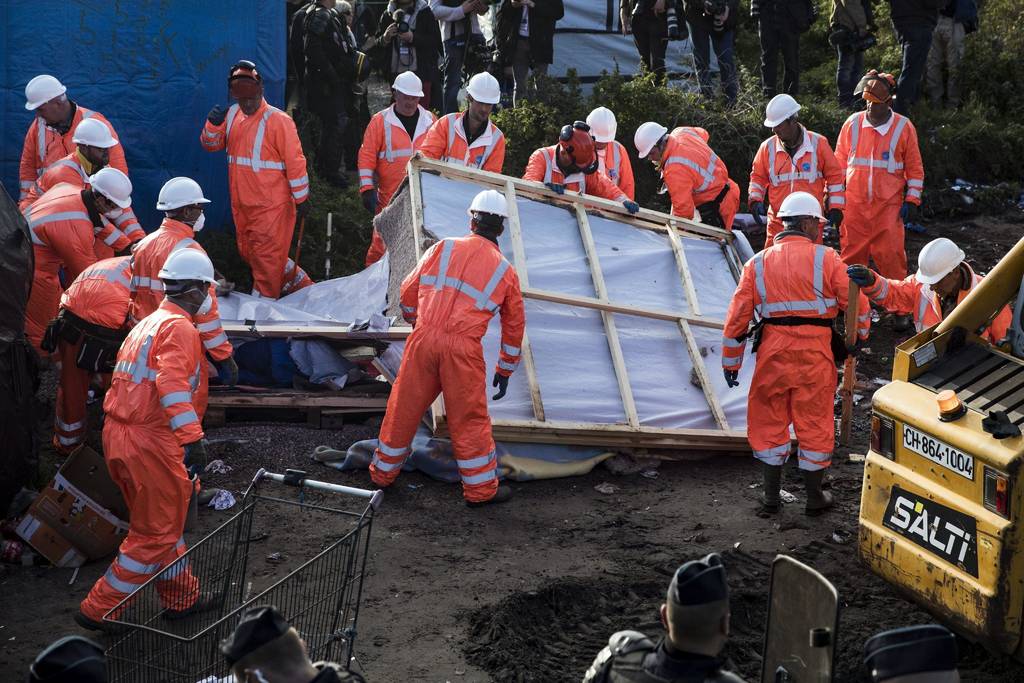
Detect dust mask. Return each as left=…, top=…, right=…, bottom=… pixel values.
left=192, top=212, right=206, bottom=232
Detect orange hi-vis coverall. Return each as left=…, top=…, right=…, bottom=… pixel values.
left=748, top=126, right=846, bottom=245
left=522, top=145, right=629, bottom=202
left=722, top=232, right=870, bottom=471
left=863, top=263, right=1011, bottom=343
left=200, top=99, right=310, bottom=298
left=358, top=104, right=436, bottom=266
left=128, top=218, right=233, bottom=362
left=23, top=183, right=132, bottom=355
left=52, top=257, right=132, bottom=455
left=370, top=234, right=525, bottom=503
left=418, top=113, right=506, bottom=174
left=834, top=111, right=924, bottom=280
left=80, top=298, right=207, bottom=622
left=19, top=104, right=128, bottom=205
left=659, top=127, right=740, bottom=230
left=597, top=141, right=635, bottom=201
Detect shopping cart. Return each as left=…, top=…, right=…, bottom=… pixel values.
left=104, top=468, right=382, bottom=682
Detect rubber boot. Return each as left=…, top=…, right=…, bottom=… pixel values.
left=466, top=485, right=513, bottom=508
left=760, top=463, right=783, bottom=513
left=803, top=469, right=834, bottom=515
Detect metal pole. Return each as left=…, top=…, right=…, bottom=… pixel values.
left=325, top=212, right=333, bottom=279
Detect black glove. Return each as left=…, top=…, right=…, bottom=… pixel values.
left=492, top=372, right=509, bottom=400
left=207, top=104, right=228, bottom=125
left=362, top=189, right=378, bottom=213
left=623, top=200, right=640, bottom=214
left=183, top=439, right=208, bottom=474
left=846, top=264, right=876, bottom=287
left=750, top=201, right=766, bottom=226
left=215, top=356, right=239, bottom=386
left=828, top=208, right=844, bottom=229
left=545, top=182, right=565, bottom=195
left=900, top=201, right=917, bottom=223
left=724, top=369, right=739, bottom=388
left=296, top=199, right=311, bottom=218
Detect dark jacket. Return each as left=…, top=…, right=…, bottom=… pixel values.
left=305, top=5, right=357, bottom=87
left=683, top=0, right=741, bottom=32
left=888, top=0, right=946, bottom=28
left=495, top=0, right=565, bottom=67
left=377, top=1, right=442, bottom=78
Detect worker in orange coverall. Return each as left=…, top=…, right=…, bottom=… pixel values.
left=42, top=257, right=132, bottom=456
left=23, top=169, right=134, bottom=356
left=129, top=177, right=238, bottom=385
left=370, top=190, right=524, bottom=507
left=522, top=121, right=641, bottom=214
left=77, top=248, right=219, bottom=632
left=722, top=192, right=870, bottom=516
left=200, top=60, right=311, bottom=298
left=418, top=72, right=506, bottom=174
left=848, top=237, right=1011, bottom=343
left=633, top=121, right=740, bottom=230
left=748, top=94, right=846, bottom=246
left=358, top=71, right=436, bottom=266
left=586, top=107, right=635, bottom=201
left=834, top=70, right=924, bottom=295
left=18, top=74, right=129, bottom=207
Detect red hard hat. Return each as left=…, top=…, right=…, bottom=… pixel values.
left=558, top=122, right=597, bottom=173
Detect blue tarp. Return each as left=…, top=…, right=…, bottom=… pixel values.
left=0, top=0, right=286, bottom=232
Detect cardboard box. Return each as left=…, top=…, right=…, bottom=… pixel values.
left=16, top=446, right=129, bottom=565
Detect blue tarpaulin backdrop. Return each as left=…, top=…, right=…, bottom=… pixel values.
left=0, top=0, right=286, bottom=232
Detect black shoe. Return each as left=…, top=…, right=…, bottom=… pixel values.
left=75, top=611, right=128, bottom=634
left=164, top=593, right=218, bottom=621
left=466, top=485, right=513, bottom=508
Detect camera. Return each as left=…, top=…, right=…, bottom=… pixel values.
left=393, top=9, right=410, bottom=34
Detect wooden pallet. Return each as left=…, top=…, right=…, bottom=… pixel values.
left=204, top=387, right=389, bottom=429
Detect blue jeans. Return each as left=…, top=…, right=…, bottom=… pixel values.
left=441, top=37, right=467, bottom=114
left=688, top=23, right=738, bottom=106
left=893, top=22, right=936, bottom=114
left=835, top=43, right=864, bottom=108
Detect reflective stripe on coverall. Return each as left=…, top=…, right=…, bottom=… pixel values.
left=522, top=145, right=629, bottom=202
left=128, top=218, right=233, bottom=361
left=370, top=235, right=525, bottom=502
left=53, top=256, right=132, bottom=454
left=80, top=298, right=206, bottom=621
left=358, top=104, right=436, bottom=266
left=834, top=111, right=924, bottom=280
left=722, top=233, right=870, bottom=471
left=19, top=106, right=128, bottom=204
left=418, top=113, right=506, bottom=174
left=748, top=127, right=845, bottom=244
left=659, top=127, right=740, bottom=230
left=597, top=140, right=635, bottom=200
left=864, top=263, right=1011, bottom=343
left=200, top=100, right=311, bottom=298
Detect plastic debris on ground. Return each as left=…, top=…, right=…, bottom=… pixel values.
left=848, top=453, right=866, bottom=462
left=594, top=482, right=620, bottom=495
left=207, top=489, right=236, bottom=510
left=204, top=459, right=232, bottom=475
left=779, top=489, right=798, bottom=504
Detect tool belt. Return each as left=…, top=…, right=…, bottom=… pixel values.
left=695, top=182, right=731, bottom=229
left=742, top=315, right=847, bottom=365
left=41, top=309, right=127, bottom=373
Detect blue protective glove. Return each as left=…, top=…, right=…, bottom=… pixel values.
left=900, top=201, right=917, bottom=223
left=207, top=104, right=228, bottom=125
left=750, top=201, right=766, bottom=226
left=724, top=369, right=739, bottom=388
left=492, top=372, right=509, bottom=400
left=361, top=189, right=378, bottom=213
left=623, top=200, right=640, bottom=214
left=846, top=265, right=876, bottom=287
left=545, top=182, right=565, bottom=195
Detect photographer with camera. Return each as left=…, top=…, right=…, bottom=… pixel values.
left=684, top=0, right=740, bottom=106
left=829, top=0, right=876, bottom=108
left=378, top=0, right=442, bottom=107
left=430, top=0, right=490, bottom=114
left=619, top=1, right=686, bottom=83
left=495, top=0, right=564, bottom=107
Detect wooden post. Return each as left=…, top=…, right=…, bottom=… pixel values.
left=840, top=281, right=860, bottom=445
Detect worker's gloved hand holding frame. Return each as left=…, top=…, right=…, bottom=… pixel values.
left=724, top=369, right=739, bottom=388
left=492, top=372, right=509, bottom=400
left=846, top=264, right=876, bottom=287
left=545, top=182, right=565, bottom=195
left=750, top=201, right=766, bottom=227
left=623, top=200, right=640, bottom=214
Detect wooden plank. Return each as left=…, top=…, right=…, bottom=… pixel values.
left=666, top=220, right=702, bottom=317
left=207, top=391, right=389, bottom=410
left=523, top=286, right=725, bottom=329
left=678, top=319, right=730, bottom=430
left=504, top=179, right=545, bottom=422
left=407, top=164, right=426, bottom=258
left=575, top=204, right=639, bottom=429
left=222, top=322, right=412, bottom=341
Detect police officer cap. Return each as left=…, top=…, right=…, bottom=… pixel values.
left=863, top=624, right=957, bottom=681
left=668, top=553, right=728, bottom=606
left=28, top=635, right=106, bottom=683
left=220, top=605, right=291, bottom=665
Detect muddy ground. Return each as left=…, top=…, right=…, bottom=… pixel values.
left=1, top=214, right=1023, bottom=681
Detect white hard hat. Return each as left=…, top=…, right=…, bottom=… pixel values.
left=89, top=168, right=132, bottom=209
left=159, top=248, right=217, bottom=285
left=156, top=177, right=211, bottom=211
left=466, top=72, right=501, bottom=105
left=72, top=119, right=118, bottom=148
left=586, top=107, right=618, bottom=143
left=25, top=75, right=66, bottom=110
left=467, top=189, right=508, bottom=218
left=776, top=191, right=824, bottom=221
left=393, top=71, right=424, bottom=97
left=634, top=122, right=668, bottom=159
left=916, top=238, right=966, bottom=285
left=763, top=93, right=801, bottom=128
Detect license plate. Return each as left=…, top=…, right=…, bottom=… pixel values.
left=902, top=425, right=975, bottom=480
left=883, top=486, right=978, bottom=577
